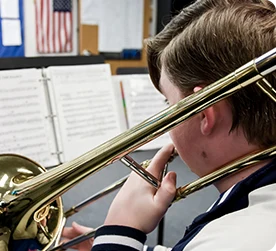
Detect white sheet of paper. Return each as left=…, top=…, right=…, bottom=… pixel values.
left=1, top=19, right=22, bottom=46
left=81, top=0, right=144, bottom=52
left=47, top=64, right=123, bottom=162
left=0, top=0, right=19, bottom=18
left=98, top=0, right=125, bottom=52
left=124, top=0, right=144, bottom=49
left=0, top=69, right=60, bottom=167
left=81, top=0, right=102, bottom=25
left=99, top=0, right=144, bottom=52
left=120, top=74, right=172, bottom=150
left=111, top=76, right=128, bottom=132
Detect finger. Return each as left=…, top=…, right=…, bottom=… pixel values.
left=62, top=227, right=76, bottom=239
left=59, top=239, right=79, bottom=250
left=60, top=238, right=69, bottom=244
left=72, top=222, right=94, bottom=235
left=154, top=171, right=176, bottom=209
left=147, top=144, right=175, bottom=178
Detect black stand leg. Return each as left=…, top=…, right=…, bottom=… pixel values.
left=157, top=217, right=164, bottom=245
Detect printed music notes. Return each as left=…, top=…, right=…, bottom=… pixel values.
left=113, top=74, right=171, bottom=150
left=0, top=69, right=59, bottom=167
left=0, top=66, right=171, bottom=168
left=46, top=64, right=122, bottom=161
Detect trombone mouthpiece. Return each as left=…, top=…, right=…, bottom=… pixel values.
left=169, top=148, right=179, bottom=163
left=140, top=147, right=178, bottom=169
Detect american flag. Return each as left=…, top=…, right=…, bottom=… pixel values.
left=35, top=0, right=73, bottom=53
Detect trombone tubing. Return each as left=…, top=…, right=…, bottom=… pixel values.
left=6, top=48, right=276, bottom=220
left=51, top=145, right=276, bottom=251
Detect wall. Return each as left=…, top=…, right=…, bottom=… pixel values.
left=23, top=0, right=78, bottom=57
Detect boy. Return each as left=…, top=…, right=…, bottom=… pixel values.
left=64, top=0, right=276, bottom=250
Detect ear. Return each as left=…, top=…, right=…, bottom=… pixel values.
left=194, top=86, right=216, bottom=136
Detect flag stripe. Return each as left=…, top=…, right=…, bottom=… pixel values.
left=41, top=0, right=45, bottom=53
left=66, top=12, right=72, bottom=51
left=63, top=15, right=68, bottom=51
left=58, top=12, right=62, bottom=52
left=35, top=1, right=40, bottom=52
left=35, top=0, right=72, bottom=53
left=52, top=9, right=56, bottom=53
left=46, top=0, right=50, bottom=52
left=69, top=12, right=72, bottom=51
left=48, top=0, right=53, bottom=52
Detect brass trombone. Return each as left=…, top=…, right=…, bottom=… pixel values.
left=0, top=48, right=275, bottom=250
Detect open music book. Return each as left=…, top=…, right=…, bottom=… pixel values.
left=112, top=74, right=171, bottom=151
left=0, top=65, right=170, bottom=168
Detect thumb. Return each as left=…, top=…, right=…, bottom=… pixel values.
left=154, top=172, right=176, bottom=209
left=72, top=222, right=93, bottom=235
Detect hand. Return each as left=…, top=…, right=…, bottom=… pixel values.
left=104, top=144, right=177, bottom=234
left=61, top=222, right=94, bottom=251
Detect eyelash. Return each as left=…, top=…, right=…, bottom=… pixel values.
left=164, top=99, right=170, bottom=105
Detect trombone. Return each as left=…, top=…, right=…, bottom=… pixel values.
left=0, top=48, right=275, bottom=250
left=53, top=144, right=276, bottom=251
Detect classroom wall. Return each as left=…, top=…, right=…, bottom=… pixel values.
left=23, top=0, right=78, bottom=57
left=23, top=0, right=158, bottom=58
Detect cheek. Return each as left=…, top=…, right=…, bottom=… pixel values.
left=169, top=123, right=191, bottom=157
left=169, top=119, right=201, bottom=167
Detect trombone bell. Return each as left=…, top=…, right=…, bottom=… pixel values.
left=0, top=154, right=63, bottom=251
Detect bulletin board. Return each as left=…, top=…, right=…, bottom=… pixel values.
left=0, top=0, right=24, bottom=57
left=79, top=0, right=151, bottom=75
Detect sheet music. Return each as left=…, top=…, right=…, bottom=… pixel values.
left=0, top=69, right=59, bottom=167
left=47, top=64, right=123, bottom=162
left=112, top=76, right=129, bottom=132
left=121, top=74, right=172, bottom=150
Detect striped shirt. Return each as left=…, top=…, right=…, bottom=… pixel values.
left=92, top=158, right=276, bottom=251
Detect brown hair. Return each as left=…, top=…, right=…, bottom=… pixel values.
left=147, top=0, right=276, bottom=147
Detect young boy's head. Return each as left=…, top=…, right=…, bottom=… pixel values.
left=147, top=0, right=276, bottom=149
